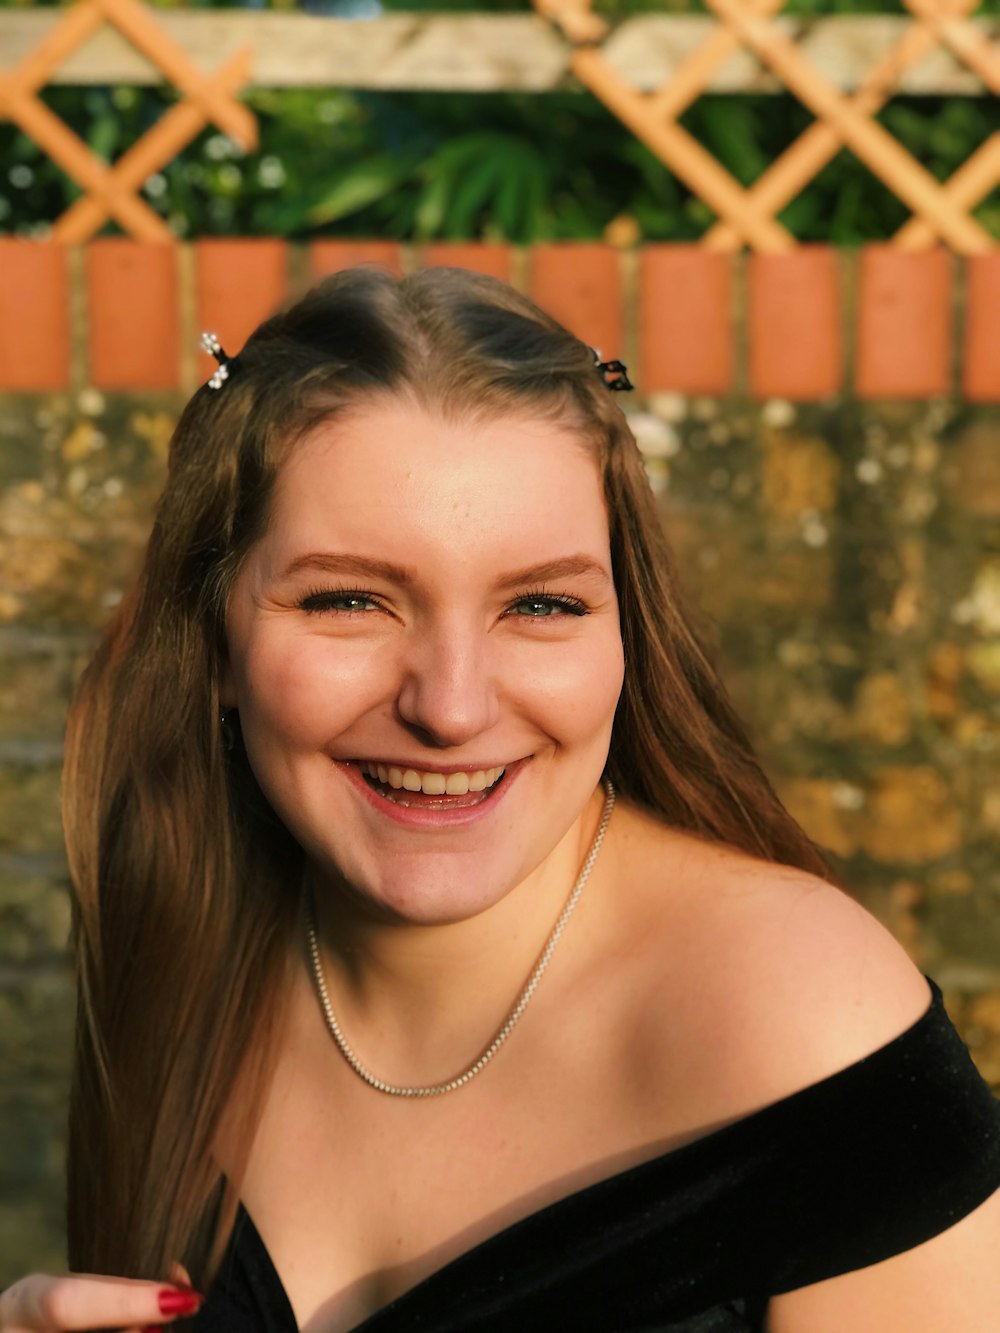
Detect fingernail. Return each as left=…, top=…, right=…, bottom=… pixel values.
left=158, top=1288, right=205, bottom=1315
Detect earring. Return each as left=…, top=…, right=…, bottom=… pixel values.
left=220, top=708, right=236, bottom=752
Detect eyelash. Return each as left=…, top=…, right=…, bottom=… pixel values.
left=299, top=587, right=381, bottom=615
left=512, top=588, right=588, bottom=618
left=297, top=586, right=589, bottom=619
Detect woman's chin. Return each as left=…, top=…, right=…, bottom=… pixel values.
left=318, top=867, right=515, bottom=928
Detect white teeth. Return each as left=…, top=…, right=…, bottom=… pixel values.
left=360, top=763, right=506, bottom=796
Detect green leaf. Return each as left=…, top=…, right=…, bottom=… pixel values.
left=414, top=169, right=453, bottom=239
left=305, top=151, right=419, bottom=227
left=88, top=112, right=119, bottom=166
left=447, top=157, right=504, bottom=237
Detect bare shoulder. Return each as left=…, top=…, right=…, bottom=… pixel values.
left=610, top=800, right=933, bottom=1118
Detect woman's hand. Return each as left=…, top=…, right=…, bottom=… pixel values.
left=0, top=1274, right=203, bottom=1332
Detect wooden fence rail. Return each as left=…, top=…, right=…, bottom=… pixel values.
left=2, top=9, right=998, bottom=94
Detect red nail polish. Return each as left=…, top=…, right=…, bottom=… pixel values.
left=158, top=1288, right=205, bottom=1315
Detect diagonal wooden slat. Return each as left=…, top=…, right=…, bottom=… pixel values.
left=0, top=0, right=256, bottom=242
left=704, top=0, right=993, bottom=253
left=889, top=0, right=1000, bottom=248
left=533, top=0, right=607, bottom=46
left=905, top=0, right=1000, bottom=92
left=93, top=0, right=256, bottom=149
left=646, top=0, right=784, bottom=122
left=9, top=4, right=104, bottom=92
left=539, top=0, right=793, bottom=247
left=572, top=45, right=794, bottom=251
left=0, top=73, right=171, bottom=239
left=53, top=50, right=253, bottom=243
left=536, top=0, right=998, bottom=253
left=895, top=133, right=1000, bottom=248
left=705, top=0, right=977, bottom=250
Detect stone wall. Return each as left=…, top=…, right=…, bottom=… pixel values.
left=0, top=392, right=174, bottom=1278
left=1, top=254, right=998, bottom=1281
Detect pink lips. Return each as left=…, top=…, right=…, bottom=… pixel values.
left=337, top=757, right=523, bottom=829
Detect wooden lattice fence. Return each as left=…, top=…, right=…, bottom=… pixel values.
left=554, top=0, right=1000, bottom=252
left=0, top=0, right=998, bottom=250
left=0, top=0, right=256, bottom=243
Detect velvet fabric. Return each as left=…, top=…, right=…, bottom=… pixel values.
left=197, top=978, right=1000, bottom=1331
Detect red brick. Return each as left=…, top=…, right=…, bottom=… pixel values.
left=194, top=240, right=289, bottom=379
left=0, top=241, right=71, bottom=391
left=309, top=240, right=403, bottom=278
left=85, top=241, right=180, bottom=391
left=418, top=244, right=512, bottom=283
left=529, top=244, right=623, bottom=359
left=749, top=248, right=842, bottom=401
left=856, top=247, right=953, bottom=399
left=962, top=255, right=1000, bottom=404
left=638, top=247, right=733, bottom=395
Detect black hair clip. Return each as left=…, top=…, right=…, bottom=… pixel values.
left=200, top=331, right=236, bottom=390
left=593, top=353, right=634, bottom=392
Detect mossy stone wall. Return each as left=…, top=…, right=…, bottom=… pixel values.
left=1, top=388, right=997, bottom=1282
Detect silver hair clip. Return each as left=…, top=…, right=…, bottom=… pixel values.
left=592, top=347, right=633, bottom=392
left=200, top=331, right=233, bottom=390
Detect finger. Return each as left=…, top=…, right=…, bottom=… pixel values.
left=3, top=1274, right=204, bottom=1331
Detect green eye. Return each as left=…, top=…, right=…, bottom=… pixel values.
left=515, top=599, right=559, bottom=617
left=509, top=595, right=587, bottom=618
left=300, top=590, right=379, bottom=613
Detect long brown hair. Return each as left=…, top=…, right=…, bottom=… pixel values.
left=63, top=266, right=829, bottom=1286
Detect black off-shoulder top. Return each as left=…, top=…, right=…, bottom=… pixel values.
left=196, top=978, right=1000, bottom=1332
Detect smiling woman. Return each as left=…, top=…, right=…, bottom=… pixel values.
left=2, top=268, right=998, bottom=1333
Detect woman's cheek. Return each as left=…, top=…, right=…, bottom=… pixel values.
left=505, top=636, right=624, bottom=737
left=242, top=630, right=399, bottom=744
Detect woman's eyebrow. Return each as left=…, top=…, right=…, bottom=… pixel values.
left=494, top=556, right=611, bottom=587
left=282, top=553, right=415, bottom=583
left=281, top=552, right=611, bottom=587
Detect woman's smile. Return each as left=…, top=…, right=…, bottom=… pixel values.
left=336, top=755, right=521, bottom=826
left=354, top=759, right=509, bottom=799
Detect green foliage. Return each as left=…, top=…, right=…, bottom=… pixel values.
left=0, top=3, right=998, bottom=241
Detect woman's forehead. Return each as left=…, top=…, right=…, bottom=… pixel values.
left=277, top=402, right=602, bottom=513
left=261, top=401, right=611, bottom=572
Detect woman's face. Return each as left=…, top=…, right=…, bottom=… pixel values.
left=222, top=395, right=624, bottom=925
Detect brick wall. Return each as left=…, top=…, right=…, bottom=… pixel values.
left=3, top=238, right=1000, bottom=400
left=1, top=239, right=999, bottom=1280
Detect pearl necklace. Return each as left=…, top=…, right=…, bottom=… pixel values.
left=305, top=780, right=616, bottom=1098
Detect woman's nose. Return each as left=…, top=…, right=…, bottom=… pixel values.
left=395, top=629, right=501, bottom=748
